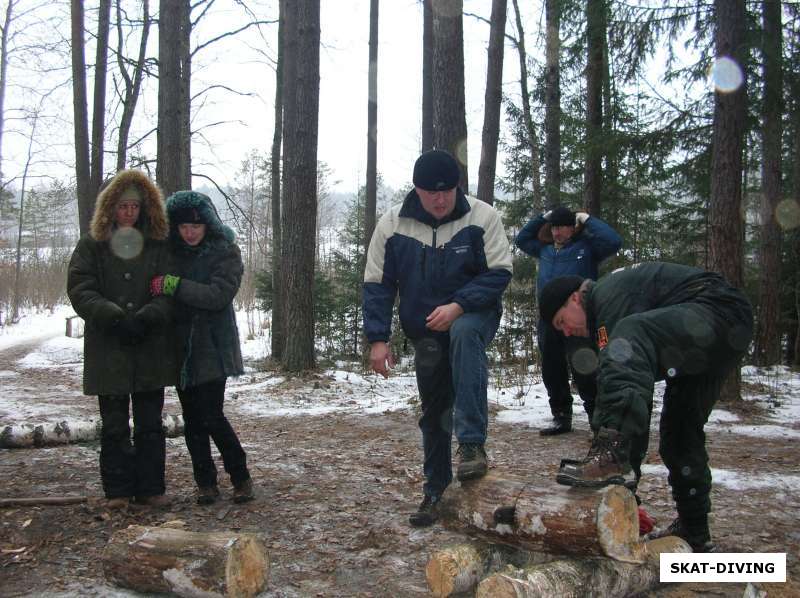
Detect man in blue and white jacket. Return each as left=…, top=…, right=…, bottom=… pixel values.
left=516, top=206, right=622, bottom=435
left=363, top=149, right=513, bottom=527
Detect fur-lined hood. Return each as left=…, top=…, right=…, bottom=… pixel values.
left=89, top=169, right=168, bottom=242
left=165, top=190, right=235, bottom=247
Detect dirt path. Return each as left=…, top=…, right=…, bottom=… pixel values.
left=1, top=382, right=798, bottom=597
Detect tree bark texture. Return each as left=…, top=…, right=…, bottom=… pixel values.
left=102, top=525, right=269, bottom=597
left=0, top=0, right=13, bottom=183
left=754, top=0, right=783, bottom=366
left=90, top=0, right=110, bottom=197
left=71, top=0, right=92, bottom=235
left=475, top=536, right=691, bottom=598
left=157, top=0, right=191, bottom=197
left=476, top=0, right=506, bottom=206
left=421, top=0, right=433, bottom=152
left=432, top=0, right=468, bottom=189
left=583, top=0, right=605, bottom=216
left=426, top=542, right=553, bottom=597
left=280, top=0, right=320, bottom=371
left=0, top=414, right=184, bottom=449
left=510, top=0, right=542, bottom=209
left=270, top=0, right=286, bottom=362
left=437, top=471, right=644, bottom=563
left=364, top=0, right=379, bottom=247
left=543, top=0, right=561, bottom=208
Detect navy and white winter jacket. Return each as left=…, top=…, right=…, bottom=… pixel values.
left=363, top=188, right=513, bottom=343
left=515, top=213, right=621, bottom=299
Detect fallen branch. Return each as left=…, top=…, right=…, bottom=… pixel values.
left=0, top=496, right=88, bottom=508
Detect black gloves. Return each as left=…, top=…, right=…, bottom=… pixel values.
left=112, top=315, right=147, bottom=346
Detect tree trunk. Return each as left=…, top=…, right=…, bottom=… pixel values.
left=510, top=0, right=542, bottom=210
left=754, top=0, right=782, bottom=366
left=0, top=0, right=13, bottom=183
left=583, top=0, right=605, bottom=216
left=437, top=471, right=644, bottom=563
left=157, top=0, right=191, bottom=196
left=0, top=414, right=184, bottom=449
left=280, top=0, right=320, bottom=372
left=115, top=0, right=151, bottom=171
left=421, top=0, right=433, bottom=152
left=426, top=542, right=553, bottom=597
left=476, top=0, right=506, bottom=206
left=102, top=525, right=269, bottom=597
left=710, top=0, right=747, bottom=401
left=432, top=0, right=468, bottom=189
left=71, top=0, right=93, bottom=235
left=543, top=0, right=561, bottom=208
left=475, top=536, right=691, bottom=598
left=364, top=0, right=379, bottom=247
left=90, top=0, right=110, bottom=197
left=270, top=0, right=285, bottom=362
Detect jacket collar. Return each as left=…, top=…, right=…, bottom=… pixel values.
left=399, top=187, right=470, bottom=227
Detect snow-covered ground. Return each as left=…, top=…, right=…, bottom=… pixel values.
left=2, top=306, right=800, bottom=491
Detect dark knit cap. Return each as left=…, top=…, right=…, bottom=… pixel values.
left=540, top=275, right=585, bottom=324
left=413, top=150, right=460, bottom=191
left=171, top=206, right=204, bottom=225
left=549, top=206, right=576, bottom=227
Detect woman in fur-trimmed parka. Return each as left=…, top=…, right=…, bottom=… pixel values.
left=67, top=169, right=176, bottom=509
left=150, top=190, right=253, bottom=505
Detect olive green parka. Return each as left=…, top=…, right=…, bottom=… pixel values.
left=67, top=170, right=177, bottom=395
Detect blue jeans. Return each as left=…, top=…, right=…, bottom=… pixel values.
left=414, top=307, right=501, bottom=498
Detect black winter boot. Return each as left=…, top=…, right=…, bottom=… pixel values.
left=645, top=517, right=715, bottom=553
left=456, top=443, right=488, bottom=481
left=409, top=494, right=441, bottom=527
left=539, top=417, right=573, bottom=436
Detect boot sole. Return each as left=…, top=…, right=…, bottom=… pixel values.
left=539, top=428, right=572, bottom=436
left=556, top=472, right=629, bottom=488
left=457, top=465, right=487, bottom=482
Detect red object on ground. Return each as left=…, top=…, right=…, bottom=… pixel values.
left=638, top=506, right=656, bottom=535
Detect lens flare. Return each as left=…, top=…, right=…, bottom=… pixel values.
left=110, top=227, right=144, bottom=260
left=709, top=56, right=744, bottom=93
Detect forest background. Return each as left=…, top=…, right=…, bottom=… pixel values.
left=0, top=0, right=799, bottom=396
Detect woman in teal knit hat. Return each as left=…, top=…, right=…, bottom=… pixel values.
left=151, top=190, right=254, bottom=505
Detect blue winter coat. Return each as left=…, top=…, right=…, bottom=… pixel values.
left=363, top=188, right=513, bottom=342
left=515, top=213, right=622, bottom=298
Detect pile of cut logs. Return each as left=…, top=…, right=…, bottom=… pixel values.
left=425, top=471, right=690, bottom=597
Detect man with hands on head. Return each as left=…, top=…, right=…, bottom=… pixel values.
left=363, top=149, right=513, bottom=527
left=515, top=205, right=621, bottom=435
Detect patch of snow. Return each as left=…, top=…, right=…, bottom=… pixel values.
left=0, top=305, right=76, bottom=351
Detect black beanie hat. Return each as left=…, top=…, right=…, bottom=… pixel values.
left=549, top=206, right=576, bottom=227
left=539, top=275, right=585, bottom=324
left=172, top=206, right=204, bottom=225
left=413, top=150, right=460, bottom=191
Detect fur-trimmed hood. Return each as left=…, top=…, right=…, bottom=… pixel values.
left=165, top=190, right=235, bottom=247
left=89, top=169, right=168, bottom=241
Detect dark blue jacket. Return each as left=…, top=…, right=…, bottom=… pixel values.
left=515, top=213, right=621, bottom=298
left=363, top=189, right=513, bottom=342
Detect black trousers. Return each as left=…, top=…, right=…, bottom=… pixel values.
left=177, top=378, right=249, bottom=488
left=98, top=390, right=166, bottom=498
left=537, top=318, right=597, bottom=422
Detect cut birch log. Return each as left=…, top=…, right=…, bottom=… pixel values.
left=426, top=542, right=554, bottom=597
left=0, top=414, right=184, bottom=448
left=438, top=471, right=645, bottom=563
left=102, top=524, right=269, bottom=598
left=475, top=536, right=691, bottom=598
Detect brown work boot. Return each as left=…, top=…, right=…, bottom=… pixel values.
left=232, top=478, right=254, bottom=504
left=556, top=427, right=635, bottom=488
left=135, top=494, right=173, bottom=508
left=196, top=485, right=220, bottom=505
left=105, top=497, right=130, bottom=510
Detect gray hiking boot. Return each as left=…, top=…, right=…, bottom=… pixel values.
left=456, top=443, right=488, bottom=481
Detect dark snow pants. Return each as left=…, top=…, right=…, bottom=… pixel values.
left=538, top=318, right=597, bottom=423
left=596, top=285, right=753, bottom=522
left=98, top=390, right=166, bottom=498
left=177, top=378, right=250, bottom=488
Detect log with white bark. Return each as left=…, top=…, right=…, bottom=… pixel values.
left=475, top=536, right=691, bottom=598
left=0, top=414, right=184, bottom=448
left=438, top=471, right=645, bottom=563
left=102, top=524, right=269, bottom=597
left=425, top=542, right=554, bottom=597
